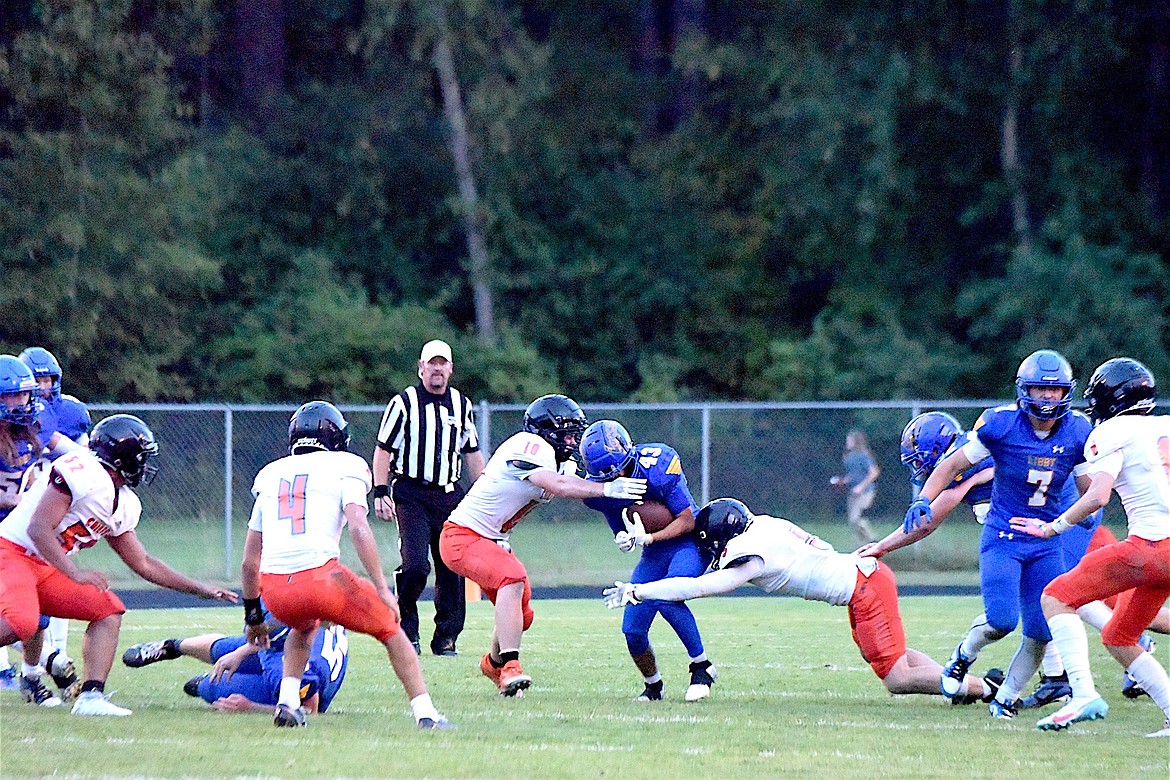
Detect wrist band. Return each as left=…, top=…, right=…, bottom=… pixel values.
left=243, top=597, right=266, bottom=626
left=1050, top=517, right=1072, bottom=535
left=373, top=485, right=390, bottom=499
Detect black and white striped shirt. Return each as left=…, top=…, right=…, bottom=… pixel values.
left=376, top=385, right=480, bottom=487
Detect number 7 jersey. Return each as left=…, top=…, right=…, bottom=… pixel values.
left=249, top=450, right=372, bottom=574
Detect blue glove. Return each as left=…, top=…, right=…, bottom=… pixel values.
left=903, top=496, right=932, bottom=534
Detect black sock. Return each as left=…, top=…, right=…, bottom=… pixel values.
left=80, top=680, right=105, bottom=694
left=499, top=651, right=519, bottom=665
left=163, top=639, right=183, bottom=658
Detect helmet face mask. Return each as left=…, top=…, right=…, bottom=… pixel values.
left=18, top=347, right=62, bottom=401
left=694, top=498, right=754, bottom=559
left=1015, top=349, right=1076, bottom=421
left=899, top=411, right=963, bottom=486
left=89, top=414, right=160, bottom=487
left=0, top=355, right=38, bottom=427
left=1084, top=357, right=1156, bottom=425
left=579, top=419, right=635, bottom=481
left=288, top=401, right=351, bottom=455
left=523, top=394, right=588, bottom=463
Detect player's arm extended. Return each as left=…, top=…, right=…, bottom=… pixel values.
left=107, top=530, right=238, bottom=602
left=527, top=468, right=645, bottom=500
left=634, top=557, right=764, bottom=602
left=860, top=467, right=992, bottom=558
left=1011, top=469, right=1114, bottom=538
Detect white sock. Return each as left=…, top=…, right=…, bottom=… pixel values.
left=643, top=672, right=662, bottom=685
left=410, top=693, right=440, bottom=721
left=1076, top=601, right=1112, bottom=633
left=689, top=653, right=707, bottom=664
left=1049, top=613, right=1097, bottom=700
left=1041, top=641, right=1064, bottom=678
left=1126, top=652, right=1170, bottom=717
left=999, top=636, right=1046, bottom=703
left=960, top=614, right=1006, bottom=659
left=278, top=677, right=301, bottom=709
left=21, top=662, right=41, bottom=679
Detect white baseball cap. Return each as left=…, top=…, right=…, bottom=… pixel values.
left=419, top=339, right=453, bottom=363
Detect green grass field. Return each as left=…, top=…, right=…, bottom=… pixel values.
left=3, top=597, right=1167, bottom=779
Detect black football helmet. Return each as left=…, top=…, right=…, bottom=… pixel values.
left=523, top=394, right=588, bottom=462
left=89, top=414, right=160, bottom=487
left=694, top=498, right=754, bottom=559
left=288, top=401, right=350, bottom=454
left=1083, top=358, right=1156, bottom=425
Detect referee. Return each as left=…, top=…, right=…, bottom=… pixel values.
left=373, top=339, right=485, bottom=656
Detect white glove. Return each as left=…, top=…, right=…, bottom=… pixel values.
left=613, top=530, right=636, bottom=553
left=603, top=581, right=641, bottom=609
left=622, top=508, right=652, bottom=547
left=603, top=477, right=648, bottom=501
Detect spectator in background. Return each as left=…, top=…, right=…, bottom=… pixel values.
left=373, top=339, right=485, bottom=657
left=832, top=429, right=880, bottom=545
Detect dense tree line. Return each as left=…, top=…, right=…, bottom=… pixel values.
left=2, top=0, right=1167, bottom=404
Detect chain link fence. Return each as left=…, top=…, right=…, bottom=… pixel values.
left=73, top=399, right=1028, bottom=586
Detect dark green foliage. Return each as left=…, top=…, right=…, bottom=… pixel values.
left=1, top=1, right=1165, bottom=402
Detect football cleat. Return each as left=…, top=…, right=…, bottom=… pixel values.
left=274, top=703, right=307, bottom=727
left=480, top=654, right=503, bottom=687
left=685, top=661, right=717, bottom=702
left=950, top=667, right=1004, bottom=706
left=1019, top=672, right=1072, bottom=709
left=636, top=680, right=665, bottom=702
left=498, top=660, right=532, bottom=697
left=1147, top=719, right=1170, bottom=738
left=1123, top=634, right=1158, bottom=699
left=20, top=672, right=62, bottom=707
left=184, top=675, right=206, bottom=698
left=940, top=644, right=974, bottom=700
left=1036, top=696, right=1108, bottom=731
left=122, top=639, right=182, bottom=668
left=988, top=697, right=1018, bottom=720
left=71, top=690, right=132, bottom=716
left=46, top=650, right=80, bottom=702
left=0, top=664, right=19, bottom=691
left=417, top=715, right=455, bottom=730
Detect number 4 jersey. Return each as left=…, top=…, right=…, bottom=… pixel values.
left=0, top=449, right=140, bottom=559
left=249, top=450, right=372, bottom=574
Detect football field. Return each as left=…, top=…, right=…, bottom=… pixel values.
left=3, top=596, right=1167, bottom=778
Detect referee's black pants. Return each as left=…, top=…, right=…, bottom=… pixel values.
left=391, top=478, right=466, bottom=651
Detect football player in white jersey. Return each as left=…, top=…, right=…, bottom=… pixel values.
left=605, top=498, right=998, bottom=701
left=0, top=414, right=238, bottom=716
left=241, top=401, right=449, bottom=730
left=1011, top=357, right=1170, bottom=736
left=440, top=394, right=648, bottom=697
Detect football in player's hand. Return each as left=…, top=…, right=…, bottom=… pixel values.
left=627, top=500, right=675, bottom=533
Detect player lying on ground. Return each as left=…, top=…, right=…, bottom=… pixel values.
left=123, top=615, right=347, bottom=715
left=604, top=498, right=998, bottom=700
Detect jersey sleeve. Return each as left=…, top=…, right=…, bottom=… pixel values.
left=501, top=433, right=558, bottom=476
left=1078, top=424, right=1125, bottom=479
left=339, top=453, right=372, bottom=507
left=376, top=393, right=407, bottom=450
left=961, top=430, right=991, bottom=463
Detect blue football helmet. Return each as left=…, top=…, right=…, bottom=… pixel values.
left=0, top=355, right=38, bottom=427
left=19, top=347, right=62, bottom=400
left=694, top=498, right=755, bottom=559
left=899, top=411, right=964, bottom=485
left=579, top=419, right=636, bottom=481
left=1015, top=349, right=1075, bottom=420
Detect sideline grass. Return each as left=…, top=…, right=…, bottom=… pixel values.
left=3, top=597, right=1167, bottom=778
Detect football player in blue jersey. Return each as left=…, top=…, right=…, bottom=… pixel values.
left=579, top=420, right=716, bottom=702
left=19, top=346, right=92, bottom=700
left=0, top=354, right=73, bottom=705
left=123, top=619, right=348, bottom=715
left=901, top=349, right=1094, bottom=719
